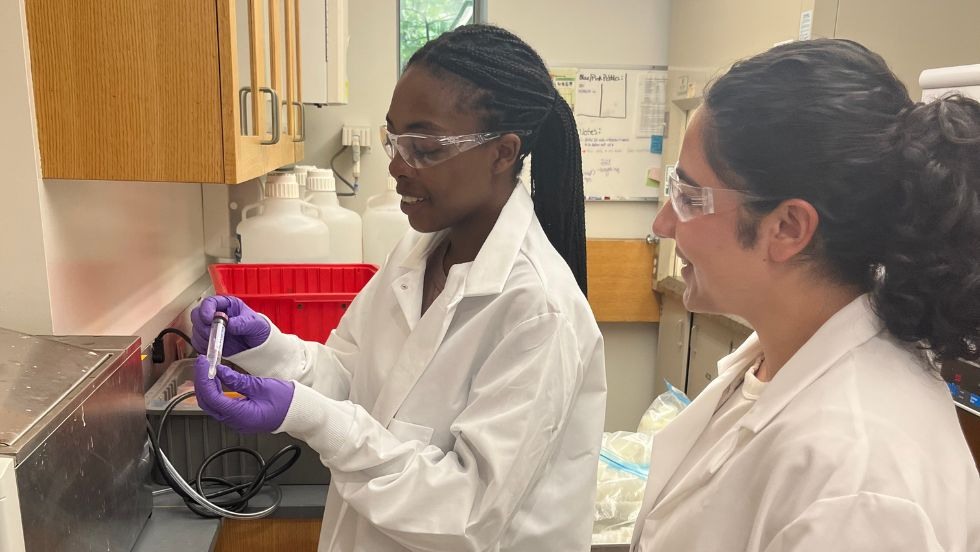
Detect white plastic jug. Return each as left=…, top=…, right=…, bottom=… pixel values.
left=236, top=173, right=331, bottom=263
left=306, top=168, right=363, bottom=263
left=362, top=176, right=411, bottom=266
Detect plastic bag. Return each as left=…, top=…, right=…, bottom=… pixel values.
left=592, top=381, right=690, bottom=544
left=637, top=381, right=691, bottom=437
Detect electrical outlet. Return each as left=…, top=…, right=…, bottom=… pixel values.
left=342, top=125, right=371, bottom=149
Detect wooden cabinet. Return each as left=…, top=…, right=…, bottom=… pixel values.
left=216, top=518, right=320, bottom=551
left=654, top=293, right=691, bottom=397
left=25, top=0, right=306, bottom=184
left=585, top=239, right=660, bottom=323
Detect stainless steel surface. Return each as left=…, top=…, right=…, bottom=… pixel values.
left=0, top=330, right=109, bottom=450
left=260, top=87, right=281, bottom=145
left=0, top=330, right=151, bottom=552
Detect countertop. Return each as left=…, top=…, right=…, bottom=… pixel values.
left=132, top=485, right=328, bottom=552
left=132, top=484, right=630, bottom=551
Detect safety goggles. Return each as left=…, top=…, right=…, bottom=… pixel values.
left=665, top=165, right=774, bottom=222
left=380, top=126, right=528, bottom=169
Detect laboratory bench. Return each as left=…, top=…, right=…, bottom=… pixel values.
left=132, top=484, right=630, bottom=551
left=132, top=485, right=327, bottom=552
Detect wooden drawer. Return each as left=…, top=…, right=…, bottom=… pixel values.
left=586, top=239, right=660, bottom=323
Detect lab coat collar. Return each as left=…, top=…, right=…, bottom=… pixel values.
left=396, top=184, right=533, bottom=298
left=736, top=293, right=882, bottom=434
left=399, top=229, right=451, bottom=272
left=463, top=184, right=534, bottom=297
left=631, top=295, right=882, bottom=548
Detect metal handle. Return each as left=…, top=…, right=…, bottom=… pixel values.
left=646, top=233, right=660, bottom=244
left=239, top=86, right=253, bottom=135
left=260, top=87, right=280, bottom=145
left=689, top=324, right=699, bottom=358
left=292, top=101, right=305, bottom=142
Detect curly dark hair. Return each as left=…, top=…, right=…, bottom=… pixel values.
left=405, top=24, right=587, bottom=296
left=702, top=38, right=980, bottom=364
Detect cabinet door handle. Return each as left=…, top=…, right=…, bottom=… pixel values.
left=676, top=319, right=684, bottom=349
left=260, top=87, right=280, bottom=145
left=689, top=324, right=699, bottom=358
left=239, top=87, right=253, bottom=135
left=292, top=101, right=305, bottom=142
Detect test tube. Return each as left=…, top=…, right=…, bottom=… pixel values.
left=206, top=312, right=228, bottom=379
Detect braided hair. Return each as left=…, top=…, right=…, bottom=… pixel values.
left=406, top=24, right=588, bottom=296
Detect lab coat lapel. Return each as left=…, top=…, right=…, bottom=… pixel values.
left=737, top=295, right=882, bottom=435
left=391, top=270, right=424, bottom=331
left=390, top=230, right=449, bottom=331
left=372, top=272, right=463, bottom=428
left=631, top=334, right=762, bottom=549
left=630, top=296, right=882, bottom=549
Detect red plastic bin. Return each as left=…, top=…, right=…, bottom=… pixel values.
left=209, top=263, right=378, bottom=344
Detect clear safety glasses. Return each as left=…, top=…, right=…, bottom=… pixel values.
left=665, top=165, right=774, bottom=222
left=380, top=126, right=527, bottom=169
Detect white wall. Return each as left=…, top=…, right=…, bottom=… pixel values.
left=0, top=0, right=206, bottom=337
left=0, top=0, right=51, bottom=335
left=299, top=0, right=399, bottom=216
left=39, top=180, right=205, bottom=335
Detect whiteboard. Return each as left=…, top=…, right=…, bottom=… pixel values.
left=551, top=66, right=668, bottom=201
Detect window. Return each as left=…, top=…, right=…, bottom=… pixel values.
left=398, top=0, right=483, bottom=72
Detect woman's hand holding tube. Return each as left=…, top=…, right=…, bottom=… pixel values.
left=193, top=355, right=294, bottom=433
left=191, top=295, right=271, bottom=356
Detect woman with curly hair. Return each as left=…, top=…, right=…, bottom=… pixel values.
left=634, top=39, right=980, bottom=551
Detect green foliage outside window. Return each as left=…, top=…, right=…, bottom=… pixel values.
left=399, top=0, right=475, bottom=72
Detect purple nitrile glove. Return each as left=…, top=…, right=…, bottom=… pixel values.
left=191, top=295, right=271, bottom=356
left=193, top=355, right=295, bottom=434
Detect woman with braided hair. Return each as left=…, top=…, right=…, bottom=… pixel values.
left=632, top=39, right=979, bottom=551
left=190, top=24, right=605, bottom=551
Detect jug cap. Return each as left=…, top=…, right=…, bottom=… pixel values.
left=292, top=165, right=317, bottom=189
left=307, top=169, right=336, bottom=192
left=265, top=173, right=300, bottom=199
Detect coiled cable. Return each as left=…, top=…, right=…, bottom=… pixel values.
left=146, top=390, right=301, bottom=519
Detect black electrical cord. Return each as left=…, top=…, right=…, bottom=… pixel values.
left=157, top=327, right=193, bottom=346
left=146, top=390, right=301, bottom=518
left=151, top=328, right=195, bottom=363
left=330, top=145, right=359, bottom=197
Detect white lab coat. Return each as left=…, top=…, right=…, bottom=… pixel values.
left=231, top=184, right=606, bottom=552
left=632, top=295, right=980, bottom=552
